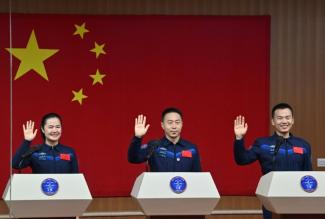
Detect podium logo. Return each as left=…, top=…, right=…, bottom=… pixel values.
left=41, top=178, right=59, bottom=196
left=170, top=176, right=187, bottom=194
left=300, top=175, right=318, bottom=193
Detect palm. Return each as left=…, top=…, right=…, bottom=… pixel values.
left=23, top=120, right=37, bottom=141
left=234, top=115, right=248, bottom=139
left=135, top=124, right=147, bottom=136
left=134, top=114, right=150, bottom=138
left=234, top=123, right=247, bottom=136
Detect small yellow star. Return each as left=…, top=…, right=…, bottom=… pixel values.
left=73, top=22, right=89, bottom=39
left=90, top=42, right=106, bottom=58
left=6, top=30, right=59, bottom=81
left=90, top=69, right=106, bottom=85
left=72, top=88, right=88, bottom=105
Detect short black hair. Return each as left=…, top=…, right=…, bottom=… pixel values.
left=41, top=112, right=62, bottom=140
left=161, top=107, right=183, bottom=121
left=271, top=103, right=293, bottom=118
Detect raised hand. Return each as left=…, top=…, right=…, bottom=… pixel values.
left=23, top=120, right=38, bottom=141
left=134, top=114, right=150, bottom=138
left=234, top=115, right=248, bottom=140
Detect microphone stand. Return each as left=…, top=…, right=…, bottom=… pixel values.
left=145, top=140, right=160, bottom=172
left=17, top=145, right=42, bottom=172
left=17, top=159, right=24, bottom=173
left=146, top=145, right=155, bottom=172
left=272, top=136, right=284, bottom=171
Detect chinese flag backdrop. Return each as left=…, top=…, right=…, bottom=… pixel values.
left=0, top=14, right=270, bottom=196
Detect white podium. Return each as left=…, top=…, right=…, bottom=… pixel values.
left=2, top=174, right=92, bottom=218
left=256, top=171, right=325, bottom=214
left=131, top=172, right=220, bottom=216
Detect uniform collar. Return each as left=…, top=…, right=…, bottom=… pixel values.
left=160, top=136, right=186, bottom=147
left=271, top=132, right=294, bottom=145
left=43, top=143, right=62, bottom=152
left=272, top=132, right=293, bottom=139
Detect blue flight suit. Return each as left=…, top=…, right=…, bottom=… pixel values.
left=128, top=136, right=201, bottom=172
left=12, top=140, right=79, bottom=173
left=234, top=133, right=312, bottom=219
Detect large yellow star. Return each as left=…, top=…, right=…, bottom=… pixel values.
left=6, top=30, right=59, bottom=81
left=89, top=69, right=106, bottom=85
left=72, top=88, right=88, bottom=105
left=73, top=22, right=89, bottom=39
left=90, top=42, right=106, bottom=58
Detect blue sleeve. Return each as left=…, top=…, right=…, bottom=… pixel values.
left=12, top=140, right=32, bottom=169
left=127, top=136, right=149, bottom=163
left=191, top=146, right=202, bottom=172
left=234, top=138, right=259, bottom=165
left=71, top=150, right=79, bottom=173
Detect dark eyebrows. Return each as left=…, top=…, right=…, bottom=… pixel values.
left=276, top=115, right=292, bottom=119
left=47, top=125, right=61, bottom=127
left=167, top=119, right=182, bottom=122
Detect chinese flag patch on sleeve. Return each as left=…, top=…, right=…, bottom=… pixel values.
left=182, top=150, right=192, bottom=158
left=60, top=153, right=71, bottom=161
left=293, top=146, right=304, bottom=154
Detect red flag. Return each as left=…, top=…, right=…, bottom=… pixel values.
left=182, top=150, right=192, bottom=158
left=293, top=146, right=304, bottom=154
left=60, top=153, right=71, bottom=161
left=0, top=14, right=270, bottom=196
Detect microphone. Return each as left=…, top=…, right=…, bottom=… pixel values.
left=272, top=136, right=284, bottom=171
left=145, top=140, right=160, bottom=172
left=21, top=145, right=42, bottom=159
left=274, top=136, right=284, bottom=157
left=17, top=145, right=42, bottom=171
left=146, top=140, right=160, bottom=159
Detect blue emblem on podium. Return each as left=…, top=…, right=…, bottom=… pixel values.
left=170, top=176, right=187, bottom=194
left=300, top=175, right=317, bottom=193
left=41, top=178, right=59, bottom=196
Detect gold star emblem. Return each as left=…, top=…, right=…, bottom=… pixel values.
left=90, top=42, right=106, bottom=58
left=89, top=69, right=106, bottom=85
left=72, top=88, right=88, bottom=105
left=6, top=30, right=59, bottom=81
left=73, top=22, right=89, bottom=39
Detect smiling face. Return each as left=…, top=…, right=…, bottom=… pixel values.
left=161, top=112, right=183, bottom=143
left=42, top=117, right=62, bottom=146
left=271, top=108, right=294, bottom=138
